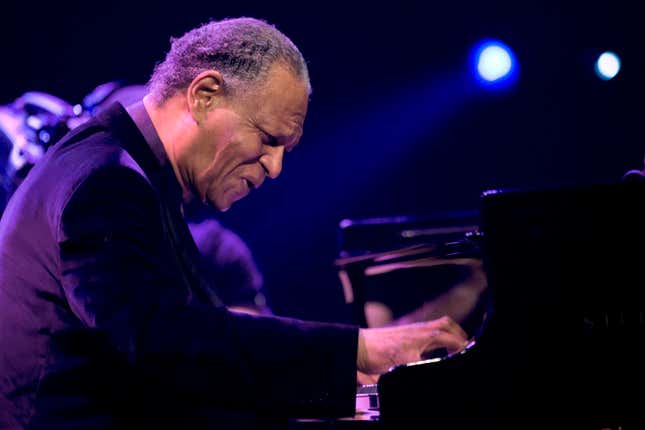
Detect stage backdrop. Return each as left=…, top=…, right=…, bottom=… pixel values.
left=2, top=0, right=643, bottom=323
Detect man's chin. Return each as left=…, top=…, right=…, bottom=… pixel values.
left=204, top=190, right=243, bottom=212
left=208, top=196, right=233, bottom=212
left=210, top=200, right=231, bottom=212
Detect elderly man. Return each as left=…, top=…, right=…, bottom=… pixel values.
left=0, top=17, right=468, bottom=428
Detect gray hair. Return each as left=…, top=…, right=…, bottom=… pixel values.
left=148, top=17, right=311, bottom=103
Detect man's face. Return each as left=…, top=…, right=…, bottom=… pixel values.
left=187, top=65, right=309, bottom=211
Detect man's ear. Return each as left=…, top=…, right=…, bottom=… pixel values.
left=186, top=70, right=225, bottom=124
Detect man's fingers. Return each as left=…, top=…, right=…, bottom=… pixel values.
left=431, top=315, right=469, bottom=341
left=357, top=371, right=380, bottom=385
left=425, top=330, right=469, bottom=355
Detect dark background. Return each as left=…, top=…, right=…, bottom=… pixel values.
left=2, top=0, right=643, bottom=323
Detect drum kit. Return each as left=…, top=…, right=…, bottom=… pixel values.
left=0, top=81, right=146, bottom=213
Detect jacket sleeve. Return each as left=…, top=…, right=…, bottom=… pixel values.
left=57, top=165, right=358, bottom=418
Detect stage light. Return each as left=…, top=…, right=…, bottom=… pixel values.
left=595, top=51, right=621, bottom=80
left=472, top=40, right=517, bottom=87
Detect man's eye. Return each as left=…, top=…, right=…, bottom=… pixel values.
left=265, top=134, right=279, bottom=147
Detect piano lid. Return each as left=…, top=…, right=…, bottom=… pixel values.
left=336, top=210, right=480, bottom=259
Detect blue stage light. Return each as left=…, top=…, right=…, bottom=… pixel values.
left=594, top=51, right=621, bottom=80
left=472, top=40, right=517, bottom=88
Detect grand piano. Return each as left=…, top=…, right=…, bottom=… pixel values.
left=298, top=182, right=645, bottom=429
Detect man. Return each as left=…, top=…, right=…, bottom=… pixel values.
left=0, top=17, right=468, bottom=428
left=0, top=81, right=270, bottom=317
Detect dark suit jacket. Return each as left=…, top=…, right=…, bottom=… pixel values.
left=0, top=103, right=357, bottom=429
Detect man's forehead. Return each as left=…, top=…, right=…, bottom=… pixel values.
left=249, top=63, right=308, bottom=148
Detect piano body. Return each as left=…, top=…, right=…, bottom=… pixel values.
left=325, top=183, right=645, bottom=429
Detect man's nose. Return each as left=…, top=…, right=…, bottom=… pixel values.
left=260, top=146, right=284, bottom=179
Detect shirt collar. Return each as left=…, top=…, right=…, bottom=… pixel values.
left=124, top=100, right=184, bottom=207
left=126, top=100, right=168, bottom=167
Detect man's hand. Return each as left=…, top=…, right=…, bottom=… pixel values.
left=357, top=370, right=380, bottom=385
left=357, top=316, right=468, bottom=375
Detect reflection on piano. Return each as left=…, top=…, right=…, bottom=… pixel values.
left=334, top=210, right=488, bottom=335
left=293, top=182, right=645, bottom=429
